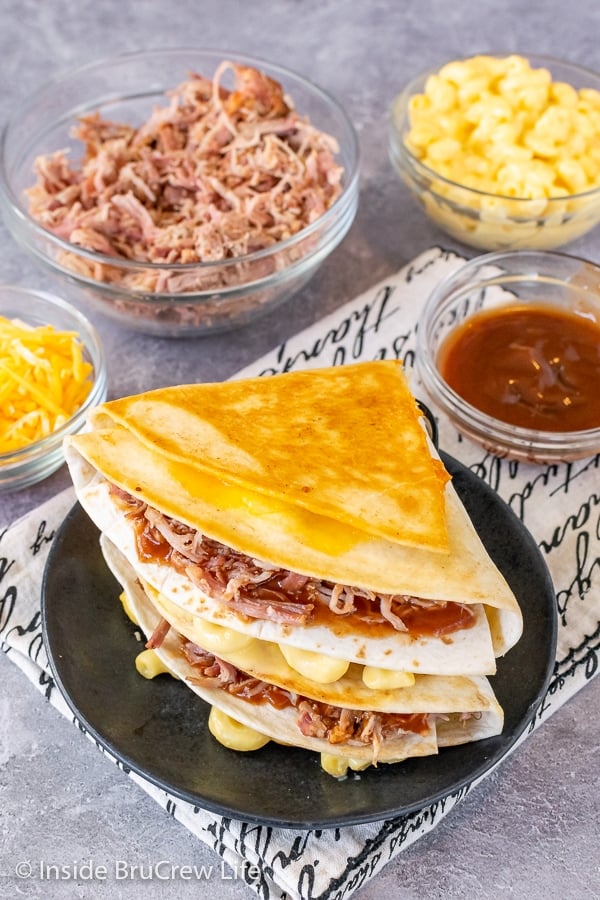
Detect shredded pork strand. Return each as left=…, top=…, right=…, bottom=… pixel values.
left=145, top=616, right=171, bottom=650
left=25, top=63, right=344, bottom=293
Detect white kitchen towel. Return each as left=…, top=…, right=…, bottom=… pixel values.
left=2, top=246, right=599, bottom=900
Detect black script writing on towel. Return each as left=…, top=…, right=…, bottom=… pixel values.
left=31, top=519, right=55, bottom=556
left=0, top=518, right=55, bottom=662
left=260, top=284, right=402, bottom=376
left=0, top=529, right=17, bottom=639
left=255, top=249, right=463, bottom=378
left=537, top=458, right=600, bottom=629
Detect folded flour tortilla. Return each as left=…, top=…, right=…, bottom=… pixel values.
left=63, top=361, right=522, bottom=771
left=101, top=534, right=504, bottom=770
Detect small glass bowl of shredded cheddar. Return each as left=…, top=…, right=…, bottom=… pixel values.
left=389, top=54, right=600, bottom=250
left=0, top=286, right=106, bottom=491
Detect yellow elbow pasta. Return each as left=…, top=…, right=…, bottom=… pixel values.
left=208, top=707, right=270, bottom=752
left=320, top=753, right=371, bottom=778
left=395, top=54, right=600, bottom=249
left=135, top=649, right=175, bottom=680
left=405, top=55, right=600, bottom=201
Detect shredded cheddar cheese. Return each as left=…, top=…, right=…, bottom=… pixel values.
left=0, top=315, right=93, bottom=454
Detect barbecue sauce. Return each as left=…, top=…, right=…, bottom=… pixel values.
left=310, top=591, right=476, bottom=638
left=235, top=573, right=476, bottom=638
left=113, top=486, right=476, bottom=640
left=438, top=303, right=600, bottom=432
left=183, top=637, right=432, bottom=735
left=219, top=674, right=431, bottom=734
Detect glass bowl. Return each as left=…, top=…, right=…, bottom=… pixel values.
left=0, top=48, right=359, bottom=337
left=389, top=55, right=600, bottom=251
left=416, top=249, right=600, bottom=463
left=0, top=285, right=107, bottom=492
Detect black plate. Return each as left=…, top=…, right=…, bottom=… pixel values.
left=41, top=453, right=557, bottom=829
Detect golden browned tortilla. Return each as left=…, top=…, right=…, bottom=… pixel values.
left=87, top=361, right=451, bottom=552
left=63, top=360, right=523, bottom=774
left=64, top=361, right=522, bottom=674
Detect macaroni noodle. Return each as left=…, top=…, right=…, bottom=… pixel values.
left=406, top=55, right=600, bottom=200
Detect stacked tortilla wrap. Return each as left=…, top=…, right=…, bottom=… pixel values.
left=64, top=360, right=523, bottom=777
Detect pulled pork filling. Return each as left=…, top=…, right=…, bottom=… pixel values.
left=180, top=638, right=431, bottom=759
left=26, top=62, right=344, bottom=293
left=109, top=484, right=476, bottom=636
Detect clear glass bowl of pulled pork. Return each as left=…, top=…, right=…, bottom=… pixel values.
left=0, top=49, right=359, bottom=337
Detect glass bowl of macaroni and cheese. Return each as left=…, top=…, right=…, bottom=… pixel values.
left=389, top=54, right=600, bottom=251
left=416, top=249, right=600, bottom=463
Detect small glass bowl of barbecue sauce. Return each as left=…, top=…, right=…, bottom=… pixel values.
left=417, top=250, right=600, bottom=463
